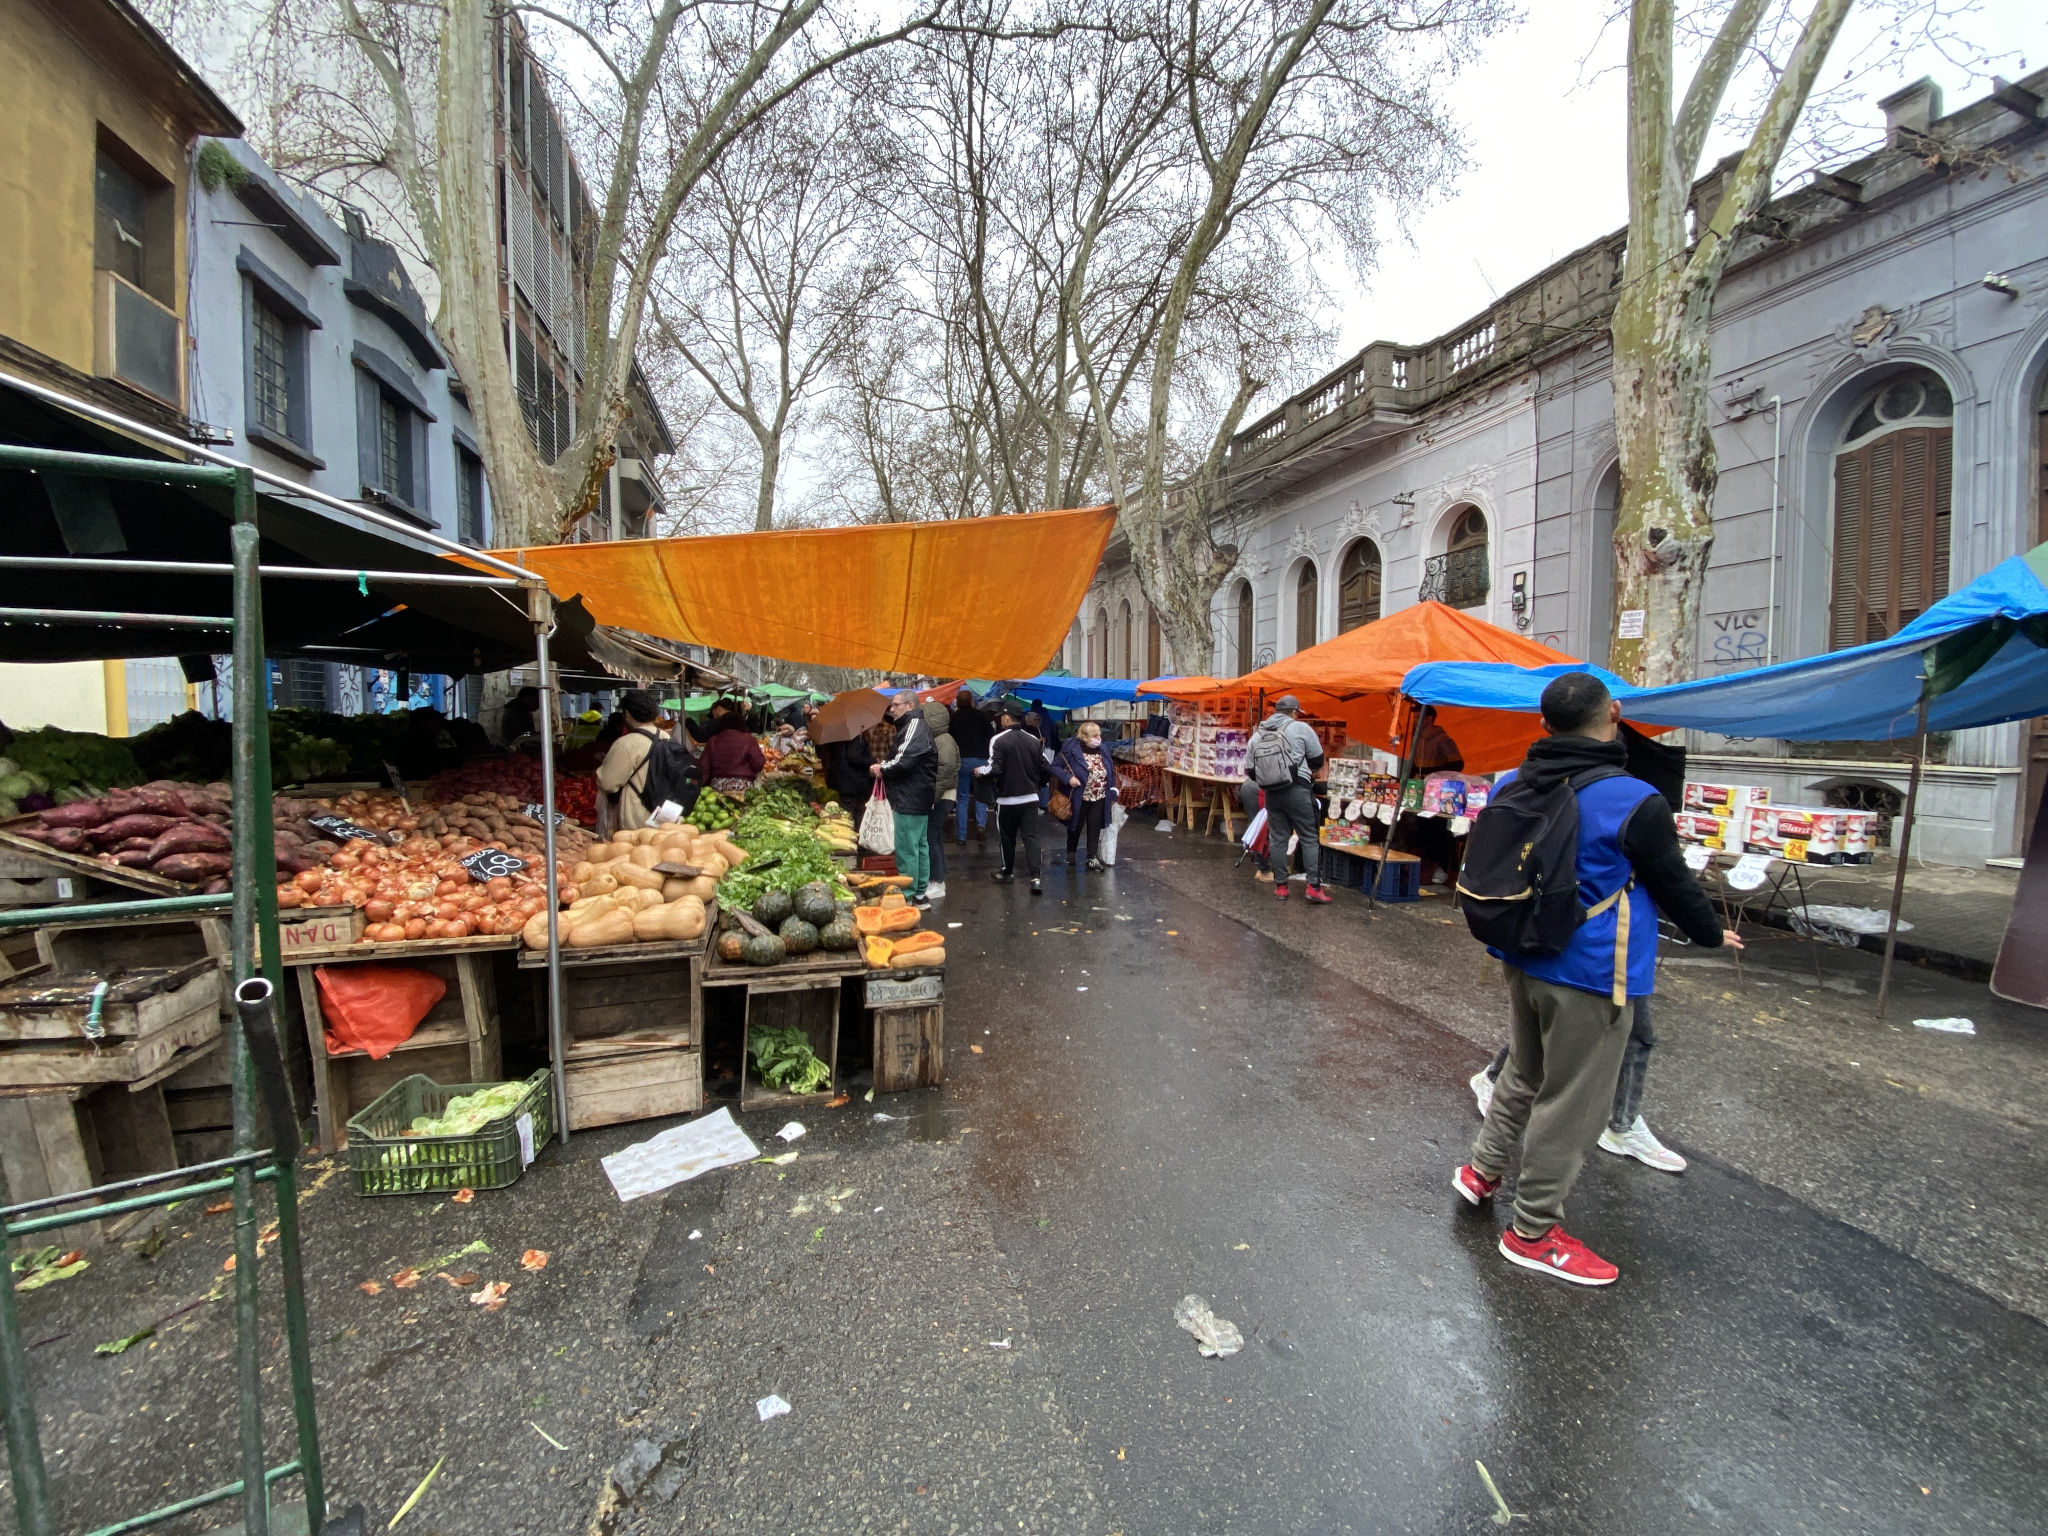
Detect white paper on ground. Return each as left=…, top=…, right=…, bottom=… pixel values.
left=756, top=1395, right=792, bottom=1421
left=777, top=1122, right=806, bottom=1142
left=602, top=1107, right=760, bottom=1201
left=1913, top=1017, right=1976, bottom=1035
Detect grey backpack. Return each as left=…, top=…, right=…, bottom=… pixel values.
left=1248, top=723, right=1296, bottom=789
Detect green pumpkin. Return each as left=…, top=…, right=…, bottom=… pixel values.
left=752, top=888, right=795, bottom=928
left=739, top=932, right=787, bottom=966
left=793, top=881, right=838, bottom=928
left=817, top=917, right=859, bottom=952
left=778, top=916, right=820, bottom=955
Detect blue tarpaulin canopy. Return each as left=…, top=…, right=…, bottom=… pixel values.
left=1403, top=544, right=2048, bottom=743
left=994, top=673, right=1175, bottom=710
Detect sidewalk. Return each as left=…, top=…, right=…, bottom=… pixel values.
left=1730, top=855, right=2019, bottom=977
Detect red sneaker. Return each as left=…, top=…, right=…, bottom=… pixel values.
left=1273, top=882, right=1289, bottom=899
left=1498, top=1224, right=1619, bottom=1287
left=1453, top=1164, right=1500, bottom=1206
left=1304, top=884, right=1333, bottom=904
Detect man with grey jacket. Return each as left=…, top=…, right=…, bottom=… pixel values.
left=1247, top=695, right=1331, bottom=904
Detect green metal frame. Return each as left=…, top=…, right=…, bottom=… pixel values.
left=0, top=450, right=323, bottom=1536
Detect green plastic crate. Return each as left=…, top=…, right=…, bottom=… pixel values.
left=344, top=1070, right=554, bottom=1197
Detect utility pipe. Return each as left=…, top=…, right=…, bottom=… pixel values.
left=1763, top=395, right=1782, bottom=666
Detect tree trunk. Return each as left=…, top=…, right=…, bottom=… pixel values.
left=754, top=430, right=780, bottom=532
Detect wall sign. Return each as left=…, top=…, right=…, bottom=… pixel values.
left=1617, top=609, right=1646, bottom=640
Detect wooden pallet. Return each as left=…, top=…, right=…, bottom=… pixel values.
left=0, top=1005, right=220, bottom=1088
left=520, top=931, right=708, bottom=1127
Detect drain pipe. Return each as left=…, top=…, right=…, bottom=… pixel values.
left=1763, top=395, right=1782, bottom=666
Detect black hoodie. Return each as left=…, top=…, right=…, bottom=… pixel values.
left=1517, top=735, right=1723, bottom=948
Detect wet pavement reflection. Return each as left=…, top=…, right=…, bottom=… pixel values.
left=935, top=847, right=2047, bottom=1533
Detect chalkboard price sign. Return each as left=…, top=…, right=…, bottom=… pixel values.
left=522, top=803, right=569, bottom=827
left=308, top=815, right=386, bottom=845
left=460, top=848, right=528, bottom=882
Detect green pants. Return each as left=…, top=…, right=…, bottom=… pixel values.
left=1470, top=968, right=1632, bottom=1237
left=892, top=810, right=930, bottom=898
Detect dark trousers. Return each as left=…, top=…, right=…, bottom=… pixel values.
left=1263, top=781, right=1321, bottom=885
left=997, top=802, right=1041, bottom=876
left=1486, top=995, right=1656, bottom=1133
left=1067, top=797, right=1105, bottom=859
left=1471, top=969, right=1632, bottom=1236
left=927, top=803, right=951, bottom=881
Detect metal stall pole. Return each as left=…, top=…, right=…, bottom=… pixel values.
left=532, top=589, right=569, bottom=1141
left=1876, top=694, right=1932, bottom=1020
left=226, top=508, right=273, bottom=1536
left=1371, top=698, right=1423, bottom=912
left=233, top=468, right=328, bottom=1528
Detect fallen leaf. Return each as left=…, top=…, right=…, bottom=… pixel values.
left=205, top=1199, right=233, bottom=1216
left=1165, top=930, right=1179, bottom=936
left=520, top=1249, right=549, bottom=1272
left=530, top=1421, right=567, bottom=1450
left=94, top=1327, right=155, bottom=1356
left=826, top=1093, right=850, bottom=1108
left=222, top=1256, right=236, bottom=1273
left=392, top=1267, right=421, bottom=1289
left=358, top=1281, right=384, bottom=1296
left=388, top=1454, right=443, bottom=1528
left=970, top=1045, right=983, bottom=1054
left=1234, top=1243, right=1250, bottom=1251
left=439, top=1271, right=480, bottom=1288
left=470, top=1280, right=510, bottom=1311
left=450, top=1188, right=475, bottom=1205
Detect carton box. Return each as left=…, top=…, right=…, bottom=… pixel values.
left=1684, top=781, right=1771, bottom=817
left=1743, top=805, right=1847, bottom=863
left=1674, top=811, right=1735, bottom=851
left=1838, top=810, right=1878, bottom=863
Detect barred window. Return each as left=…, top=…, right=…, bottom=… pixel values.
left=251, top=301, right=293, bottom=438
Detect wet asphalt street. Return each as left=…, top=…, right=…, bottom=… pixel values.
left=7, top=822, right=2045, bottom=1535
left=925, top=831, right=2047, bottom=1535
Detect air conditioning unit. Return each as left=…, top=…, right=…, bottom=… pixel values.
left=95, top=269, right=184, bottom=409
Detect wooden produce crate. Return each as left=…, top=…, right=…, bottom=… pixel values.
left=0, top=961, right=224, bottom=1088
left=266, top=904, right=367, bottom=960
left=705, top=949, right=859, bottom=1111
left=34, top=914, right=229, bottom=974
left=866, top=970, right=945, bottom=1094
left=290, top=940, right=509, bottom=1152
left=519, top=930, right=709, bottom=1129
left=0, top=824, right=186, bottom=895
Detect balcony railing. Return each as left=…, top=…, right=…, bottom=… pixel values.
left=1418, top=546, right=1490, bottom=609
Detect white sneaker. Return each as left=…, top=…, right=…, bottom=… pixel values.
left=925, top=881, right=947, bottom=899
left=1470, top=1069, right=1494, bottom=1119
left=1598, top=1116, right=1687, bottom=1173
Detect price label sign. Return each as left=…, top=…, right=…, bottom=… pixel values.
left=1726, top=851, right=1772, bottom=891
left=1682, top=844, right=1713, bottom=871
left=522, top=802, right=569, bottom=828
left=308, top=814, right=386, bottom=845
left=384, top=760, right=410, bottom=810
left=460, top=847, right=527, bottom=882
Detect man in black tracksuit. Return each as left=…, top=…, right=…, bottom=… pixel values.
left=977, top=706, right=1050, bottom=892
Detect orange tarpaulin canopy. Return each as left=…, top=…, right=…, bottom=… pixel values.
left=1144, top=602, right=1580, bottom=773
left=474, top=505, right=1116, bottom=679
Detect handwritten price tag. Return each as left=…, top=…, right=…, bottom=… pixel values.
left=459, top=848, right=527, bottom=882
left=522, top=802, right=569, bottom=827
left=307, top=815, right=386, bottom=845
left=1726, top=852, right=1772, bottom=891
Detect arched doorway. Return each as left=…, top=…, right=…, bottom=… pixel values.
left=1294, top=562, right=1319, bottom=652
left=1337, top=539, right=1382, bottom=632
left=1088, top=609, right=1108, bottom=676
left=1233, top=581, right=1253, bottom=673
left=1830, top=368, right=1953, bottom=647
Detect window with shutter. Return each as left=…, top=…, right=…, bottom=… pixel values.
left=1829, top=370, right=1953, bottom=648
left=1295, top=563, right=1318, bottom=651
left=1234, top=581, right=1253, bottom=671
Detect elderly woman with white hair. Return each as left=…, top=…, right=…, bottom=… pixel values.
left=1052, top=721, right=1118, bottom=870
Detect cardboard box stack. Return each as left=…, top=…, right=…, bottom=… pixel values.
left=1673, top=780, right=1877, bottom=864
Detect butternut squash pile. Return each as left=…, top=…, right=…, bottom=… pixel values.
left=523, top=823, right=740, bottom=950
left=861, top=896, right=945, bottom=970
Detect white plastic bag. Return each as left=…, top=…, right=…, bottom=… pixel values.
left=1101, top=802, right=1128, bottom=865
left=858, top=781, right=896, bottom=855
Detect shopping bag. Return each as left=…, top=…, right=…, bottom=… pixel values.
left=859, top=780, right=896, bottom=855
left=314, top=964, right=446, bottom=1060
left=1101, top=802, right=1128, bottom=866
left=1047, top=788, right=1073, bottom=823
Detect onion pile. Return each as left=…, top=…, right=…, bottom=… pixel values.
left=275, top=834, right=574, bottom=943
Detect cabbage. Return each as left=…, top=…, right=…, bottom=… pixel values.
left=0, top=775, right=32, bottom=801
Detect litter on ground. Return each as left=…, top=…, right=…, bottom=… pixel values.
left=1174, top=1294, right=1245, bottom=1358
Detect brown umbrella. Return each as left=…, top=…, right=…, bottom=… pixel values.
left=811, top=687, right=890, bottom=744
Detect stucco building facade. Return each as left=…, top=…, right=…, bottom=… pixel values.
left=1075, top=71, right=2048, bottom=864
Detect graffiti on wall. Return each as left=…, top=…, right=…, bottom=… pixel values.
left=1702, top=609, right=1768, bottom=670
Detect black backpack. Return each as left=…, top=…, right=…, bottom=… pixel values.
left=1457, top=766, right=1626, bottom=956
left=632, top=728, right=700, bottom=818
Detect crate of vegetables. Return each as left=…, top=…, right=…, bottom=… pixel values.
left=344, top=1069, right=555, bottom=1197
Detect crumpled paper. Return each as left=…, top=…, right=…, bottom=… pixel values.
left=1174, top=1293, right=1244, bottom=1358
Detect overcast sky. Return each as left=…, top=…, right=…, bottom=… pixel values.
left=1335, top=0, right=2045, bottom=355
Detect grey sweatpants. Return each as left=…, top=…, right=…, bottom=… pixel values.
left=1470, top=968, right=1633, bottom=1237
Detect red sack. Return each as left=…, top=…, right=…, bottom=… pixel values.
left=314, top=965, right=446, bottom=1059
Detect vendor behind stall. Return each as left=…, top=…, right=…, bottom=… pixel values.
left=700, top=698, right=766, bottom=794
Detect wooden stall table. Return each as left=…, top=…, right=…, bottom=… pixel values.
left=1164, top=770, right=1245, bottom=839
left=517, top=928, right=710, bottom=1131
left=703, top=943, right=866, bottom=1111
left=865, top=967, right=945, bottom=1093
left=287, top=934, right=511, bottom=1152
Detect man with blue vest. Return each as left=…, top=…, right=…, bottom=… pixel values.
left=1454, top=672, right=1739, bottom=1286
